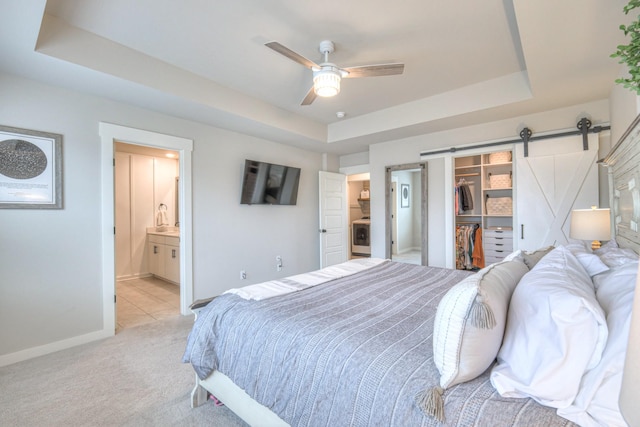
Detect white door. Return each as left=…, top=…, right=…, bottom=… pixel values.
left=115, top=152, right=131, bottom=279
left=319, top=171, right=348, bottom=268
left=515, top=133, right=599, bottom=251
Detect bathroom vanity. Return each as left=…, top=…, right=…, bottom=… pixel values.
left=147, top=228, right=180, bottom=284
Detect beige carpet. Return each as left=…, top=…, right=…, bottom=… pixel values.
left=0, top=315, right=248, bottom=426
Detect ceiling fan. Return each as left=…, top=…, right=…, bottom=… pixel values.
left=265, top=40, right=404, bottom=106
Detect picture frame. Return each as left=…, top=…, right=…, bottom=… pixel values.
left=401, top=183, right=410, bottom=208
left=0, top=125, right=63, bottom=209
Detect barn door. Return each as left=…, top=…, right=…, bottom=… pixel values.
left=515, top=133, right=599, bottom=251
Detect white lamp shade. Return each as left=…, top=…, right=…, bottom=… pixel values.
left=313, top=69, right=341, bottom=97
left=569, top=208, right=611, bottom=241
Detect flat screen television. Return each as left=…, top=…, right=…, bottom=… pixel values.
left=240, top=159, right=301, bottom=205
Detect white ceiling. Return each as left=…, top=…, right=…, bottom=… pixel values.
left=0, top=0, right=631, bottom=155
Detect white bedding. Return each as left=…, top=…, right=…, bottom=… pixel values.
left=224, top=257, right=387, bottom=300
left=557, top=260, right=639, bottom=427
left=491, top=246, right=608, bottom=408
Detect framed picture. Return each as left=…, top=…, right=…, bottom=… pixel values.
left=0, top=125, right=63, bottom=209
left=401, top=183, right=410, bottom=208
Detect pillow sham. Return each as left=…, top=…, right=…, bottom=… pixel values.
left=419, top=258, right=529, bottom=422
left=557, top=260, right=638, bottom=427
left=521, top=245, right=554, bottom=269
left=565, top=240, right=609, bottom=277
left=490, top=246, right=608, bottom=409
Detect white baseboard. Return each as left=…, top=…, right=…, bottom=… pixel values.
left=0, top=328, right=114, bottom=367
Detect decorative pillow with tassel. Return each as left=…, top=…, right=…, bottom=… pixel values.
left=417, top=257, right=529, bottom=422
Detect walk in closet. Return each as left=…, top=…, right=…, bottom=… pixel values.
left=454, top=150, right=514, bottom=270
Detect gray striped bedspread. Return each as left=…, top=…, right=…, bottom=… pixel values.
left=182, top=261, right=577, bottom=427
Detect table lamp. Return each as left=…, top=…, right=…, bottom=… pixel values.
left=569, top=207, right=611, bottom=250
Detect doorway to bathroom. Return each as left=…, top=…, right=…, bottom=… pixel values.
left=114, top=142, right=181, bottom=332
left=100, top=122, right=193, bottom=336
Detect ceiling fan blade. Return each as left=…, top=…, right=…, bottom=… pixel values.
left=265, top=41, right=320, bottom=69
left=301, top=87, right=317, bottom=106
left=342, top=63, right=405, bottom=78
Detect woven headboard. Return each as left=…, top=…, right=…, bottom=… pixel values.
left=602, top=114, right=640, bottom=254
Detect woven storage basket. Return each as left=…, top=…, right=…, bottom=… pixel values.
left=486, top=196, right=512, bottom=215
left=489, top=151, right=512, bottom=164
left=489, top=173, right=512, bottom=189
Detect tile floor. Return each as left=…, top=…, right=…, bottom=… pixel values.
left=116, top=276, right=180, bottom=332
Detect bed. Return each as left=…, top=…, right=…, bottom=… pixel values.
left=183, top=117, right=640, bottom=427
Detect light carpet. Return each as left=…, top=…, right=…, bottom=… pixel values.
left=0, top=315, right=248, bottom=426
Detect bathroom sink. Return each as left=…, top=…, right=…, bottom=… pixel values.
left=148, top=226, right=179, bottom=236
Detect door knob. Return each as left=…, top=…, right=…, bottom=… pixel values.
left=320, top=229, right=327, bottom=233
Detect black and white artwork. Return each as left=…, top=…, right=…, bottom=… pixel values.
left=401, top=183, right=410, bottom=208
left=0, top=125, right=62, bottom=209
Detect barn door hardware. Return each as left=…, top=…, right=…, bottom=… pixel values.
left=419, top=117, right=609, bottom=158
left=577, top=117, right=592, bottom=151
left=519, top=127, right=532, bottom=157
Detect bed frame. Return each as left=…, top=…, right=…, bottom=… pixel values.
left=188, top=116, right=640, bottom=426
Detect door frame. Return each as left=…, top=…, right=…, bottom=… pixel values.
left=385, top=162, right=428, bottom=265
left=100, top=123, right=194, bottom=335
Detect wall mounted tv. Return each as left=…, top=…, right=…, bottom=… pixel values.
left=240, top=159, right=301, bottom=205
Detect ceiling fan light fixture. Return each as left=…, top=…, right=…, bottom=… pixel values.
left=313, top=68, right=341, bottom=97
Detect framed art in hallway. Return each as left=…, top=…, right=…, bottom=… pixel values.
left=401, top=183, right=410, bottom=208
left=0, top=125, right=62, bottom=209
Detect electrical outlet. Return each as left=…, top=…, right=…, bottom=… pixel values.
left=276, top=256, right=283, bottom=272
left=240, top=270, right=247, bottom=280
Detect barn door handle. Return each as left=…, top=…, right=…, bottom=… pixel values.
left=521, top=224, right=524, bottom=239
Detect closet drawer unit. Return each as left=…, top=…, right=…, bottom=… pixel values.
left=485, top=242, right=513, bottom=252
left=486, top=252, right=510, bottom=264
left=484, top=229, right=513, bottom=239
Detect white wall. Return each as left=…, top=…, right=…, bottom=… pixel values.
left=0, top=72, right=323, bottom=362
left=609, top=77, right=640, bottom=144
left=368, top=100, right=611, bottom=267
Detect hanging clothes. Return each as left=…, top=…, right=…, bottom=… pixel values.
left=455, top=179, right=474, bottom=214
left=455, top=224, right=482, bottom=270
left=472, top=227, right=485, bottom=269
left=460, top=182, right=473, bottom=211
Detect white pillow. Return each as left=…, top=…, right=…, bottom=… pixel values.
left=420, top=259, right=529, bottom=422
left=490, top=246, right=608, bottom=409
left=558, top=260, right=638, bottom=427
left=565, top=241, right=609, bottom=277
left=595, top=240, right=639, bottom=267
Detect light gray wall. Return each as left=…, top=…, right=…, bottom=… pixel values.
left=368, top=99, right=611, bottom=268
left=0, top=72, right=323, bottom=359
left=609, top=77, right=640, bottom=145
